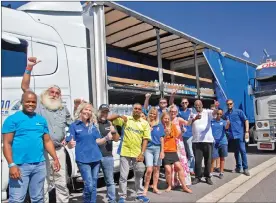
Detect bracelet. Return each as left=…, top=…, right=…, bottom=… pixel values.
left=8, top=163, right=17, bottom=168
left=25, top=70, right=31, bottom=75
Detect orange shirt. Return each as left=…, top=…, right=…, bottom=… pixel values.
left=164, top=124, right=179, bottom=152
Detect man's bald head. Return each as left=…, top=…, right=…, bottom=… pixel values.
left=194, top=100, right=203, bottom=106
left=21, top=91, right=37, bottom=114
left=21, top=91, right=37, bottom=103
left=194, top=100, right=203, bottom=112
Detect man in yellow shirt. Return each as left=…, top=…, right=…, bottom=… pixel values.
left=110, top=103, right=151, bottom=203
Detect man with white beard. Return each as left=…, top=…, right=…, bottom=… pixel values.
left=21, top=57, right=72, bottom=203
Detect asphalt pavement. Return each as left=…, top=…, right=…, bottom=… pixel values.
left=68, top=145, right=276, bottom=203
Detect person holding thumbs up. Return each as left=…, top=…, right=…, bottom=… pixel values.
left=66, top=101, right=112, bottom=203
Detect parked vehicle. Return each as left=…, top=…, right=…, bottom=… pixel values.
left=1, top=1, right=258, bottom=200
left=248, top=52, right=276, bottom=150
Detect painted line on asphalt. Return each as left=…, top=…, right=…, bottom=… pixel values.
left=196, top=156, right=276, bottom=203
left=218, top=163, right=276, bottom=202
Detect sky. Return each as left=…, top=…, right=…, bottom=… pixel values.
left=2, top=1, right=276, bottom=64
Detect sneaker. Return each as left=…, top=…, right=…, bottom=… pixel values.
left=206, top=178, right=213, bottom=185
left=219, top=173, right=224, bottom=179
left=136, top=196, right=150, bottom=203
left=243, top=169, right=250, bottom=176
left=192, top=178, right=201, bottom=185
left=233, top=168, right=242, bottom=173
left=190, top=171, right=195, bottom=176
left=214, top=168, right=220, bottom=173
left=118, top=197, right=125, bottom=203
left=210, top=173, right=213, bottom=177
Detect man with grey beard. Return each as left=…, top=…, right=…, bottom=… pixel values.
left=21, top=57, right=72, bottom=203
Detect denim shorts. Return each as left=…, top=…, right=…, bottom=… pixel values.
left=213, top=144, right=228, bottom=159
left=145, top=145, right=162, bottom=167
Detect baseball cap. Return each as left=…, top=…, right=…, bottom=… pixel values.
left=99, top=104, right=110, bottom=112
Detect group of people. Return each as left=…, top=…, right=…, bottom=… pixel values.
left=2, top=57, right=250, bottom=203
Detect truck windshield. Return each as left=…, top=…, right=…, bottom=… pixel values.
left=255, top=76, right=276, bottom=97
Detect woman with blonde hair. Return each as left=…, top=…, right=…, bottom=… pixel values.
left=168, top=104, right=191, bottom=187
left=161, top=112, right=192, bottom=193
left=66, top=101, right=113, bottom=203
left=143, top=107, right=165, bottom=195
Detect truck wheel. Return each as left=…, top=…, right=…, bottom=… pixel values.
left=249, top=126, right=257, bottom=144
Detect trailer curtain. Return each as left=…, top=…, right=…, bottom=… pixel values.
left=204, top=48, right=255, bottom=123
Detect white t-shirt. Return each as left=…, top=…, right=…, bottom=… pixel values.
left=190, top=109, right=215, bottom=143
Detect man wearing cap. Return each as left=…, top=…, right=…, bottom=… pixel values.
left=21, top=57, right=72, bottom=203
left=97, top=104, right=120, bottom=203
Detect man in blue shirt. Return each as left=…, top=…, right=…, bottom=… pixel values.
left=2, top=91, right=60, bottom=203
left=224, top=99, right=250, bottom=176
left=143, top=93, right=168, bottom=117
left=169, top=90, right=195, bottom=175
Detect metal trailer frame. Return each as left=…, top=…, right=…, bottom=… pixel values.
left=85, top=1, right=257, bottom=107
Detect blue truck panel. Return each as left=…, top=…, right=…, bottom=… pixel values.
left=204, top=48, right=256, bottom=123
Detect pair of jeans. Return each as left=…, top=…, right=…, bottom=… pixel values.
left=183, top=136, right=195, bottom=172
left=100, top=157, right=116, bottom=203
left=119, top=156, right=145, bottom=199
left=9, top=161, right=46, bottom=203
left=192, top=142, right=213, bottom=178
left=233, top=139, right=248, bottom=170
left=77, top=161, right=100, bottom=203
left=145, top=145, right=162, bottom=167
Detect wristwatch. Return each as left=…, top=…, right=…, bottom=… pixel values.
left=141, top=152, right=145, bottom=156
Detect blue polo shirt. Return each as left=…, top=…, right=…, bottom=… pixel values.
left=66, top=121, right=102, bottom=163
left=178, top=107, right=192, bottom=138
left=224, top=109, right=247, bottom=140
left=148, top=123, right=165, bottom=147
left=211, top=119, right=228, bottom=145
left=2, top=111, right=48, bottom=165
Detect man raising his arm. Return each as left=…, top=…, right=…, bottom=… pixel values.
left=21, top=57, right=72, bottom=203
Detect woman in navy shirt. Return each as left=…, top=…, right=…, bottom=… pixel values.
left=210, top=109, right=230, bottom=179
left=143, top=107, right=165, bottom=195
left=66, top=102, right=112, bottom=203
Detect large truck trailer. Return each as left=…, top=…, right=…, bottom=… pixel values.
left=1, top=1, right=257, bottom=200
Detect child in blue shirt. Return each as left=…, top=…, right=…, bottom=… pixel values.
left=210, top=109, right=230, bottom=179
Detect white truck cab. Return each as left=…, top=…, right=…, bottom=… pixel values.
left=1, top=2, right=121, bottom=200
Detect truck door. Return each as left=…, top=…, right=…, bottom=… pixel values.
left=1, top=32, right=34, bottom=122
left=30, top=39, right=72, bottom=113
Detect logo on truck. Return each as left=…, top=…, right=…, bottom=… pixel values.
left=257, top=61, right=276, bottom=70
left=1, top=99, right=21, bottom=116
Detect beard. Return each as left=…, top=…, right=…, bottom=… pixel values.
left=41, top=93, right=62, bottom=111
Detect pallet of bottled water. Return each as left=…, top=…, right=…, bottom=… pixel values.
left=109, top=104, right=133, bottom=116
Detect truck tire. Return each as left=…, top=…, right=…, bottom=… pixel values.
left=249, top=126, right=257, bottom=144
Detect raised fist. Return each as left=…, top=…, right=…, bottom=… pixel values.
left=27, top=57, right=41, bottom=68
left=172, top=89, right=177, bottom=95
left=145, top=93, right=152, bottom=99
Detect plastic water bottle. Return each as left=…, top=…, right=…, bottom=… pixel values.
left=154, top=80, right=159, bottom=90
left=113, top=104, right=118, bottom=114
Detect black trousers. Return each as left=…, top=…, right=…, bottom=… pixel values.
left=192, top=142, right=213, bottom=179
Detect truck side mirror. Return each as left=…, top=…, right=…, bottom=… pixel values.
left=248, top=85, right=254, bottom=95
